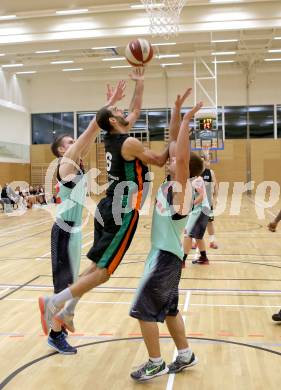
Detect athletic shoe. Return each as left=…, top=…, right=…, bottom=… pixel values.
left=61, top=326, right=68, bottom=337
left=55, top=311, right=75, bottom=333
left=209, top=242, right=218, bottom=249
left=268, top=222, right=277, bottom=232
left=38, top=296, right=59, bottom=336
left=192, top=256, right=209, bottom=265
left=47, top=333, right=77, bottom=355
left=131, top=360, right=168, bottom=382
left=272, top=310, right=281, bottom=322
left=168, top=353, right=198, bottom=373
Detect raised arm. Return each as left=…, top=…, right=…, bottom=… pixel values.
left=64, top=80, right=126, bottom=162
left=121, top=137, right=169, bottom=167
left=126, top=67, right=145, bottom=128
left=174, top=102, right=203, bottom=214
left=169, top=87, right=192, bottom=142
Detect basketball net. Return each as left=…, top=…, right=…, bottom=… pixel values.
left=140, top=0, right=187, bottom=38
left=201, top=145, right=211, bottom=160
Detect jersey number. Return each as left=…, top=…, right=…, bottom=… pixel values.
left=106, top=152, right=112, bottom=172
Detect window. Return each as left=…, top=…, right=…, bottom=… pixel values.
left=224, top=106, right=247, bottom=139
left=276, top=105, right=281, bottom=138
left=77, top=112, right=96, bottom=137
left=148, top=109, right=167, bottom=141
left=32, top=112, right=74, bottom=144
left=249, top=105, right=274, bottom=138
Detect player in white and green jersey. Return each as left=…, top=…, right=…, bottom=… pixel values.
left=129, top=90, right=203, bottom=382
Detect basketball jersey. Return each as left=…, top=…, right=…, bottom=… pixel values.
left=201, top=168, right=213, bottom=206
left=191, top=176, right=210, bottom=212
left=55, top=160, right=86, bottom=226
left=151, top=180, right=187, bottom=260
left=104, top=133, right=149, bottom=208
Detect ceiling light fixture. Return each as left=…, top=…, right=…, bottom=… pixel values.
left=0, top=15, right=17, bottom=20
left=212, top=51, right=236, bottom=55
left=161, top=63, right=182, bottom=67
left=102, top=57, right=126, bottom=61
left=16, top=71, right=37, bottom=74
left=130, top=3, right=164, bottom=9
left=157, top=54, right=180, bottom=59
left=62, top=68, right=83, bottom=71
left=264, top=58, right=281, bottom=61
left=211, top=39, right=238, bottom=43
left=212, top=60, right=235, bottom=63
left=51, top=60, right=74, bottom=64
left=2, top=63, right=23, bottom=68
left=92, top=46, right=117, bottom=50
left=36, top=50, right=61, bottom=54
left=151, top=42, right=176, bottom=46
left=110, top=65, right=132, bottom=69
left=56, top=9, right=89, bottom=15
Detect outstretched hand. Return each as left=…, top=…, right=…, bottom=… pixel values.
left=106, top=80, right=126, bottom=105
left=175, top=87, right=192, bottom=109
left=183, top=101, right=203, bottom=121
left=129, top=66, right=145, bottom=81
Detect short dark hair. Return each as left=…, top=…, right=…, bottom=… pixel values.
left=189, top=152, right=204, bottom=178
left=96, top=107, right=114, bottom=132
left=51, top=134, right=71, bottom=158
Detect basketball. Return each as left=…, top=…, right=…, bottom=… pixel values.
left=125, top=38, right=154, bottom=67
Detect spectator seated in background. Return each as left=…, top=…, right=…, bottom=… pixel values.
left=0, top=184, right=17, bottom=210
left=35, top=185, right=47, bottom=205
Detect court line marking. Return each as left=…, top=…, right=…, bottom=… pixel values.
left=0, top=276, right=40, bottom=301
left=1, top=297, right=281, bottom=310
left=0, top=288, right=9, bottom=296
left=166, top=291, right=190, bottom=390
left=1, top=336, right=280, bottom=389
left=0, top=218, right=52, bottom=237
left=2, top=283, right=281, bottom=295
left=0, top=229, right=50, bottom=249
left=35, top=231, right=93, bottom=261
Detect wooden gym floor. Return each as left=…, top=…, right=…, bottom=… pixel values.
left=0, top=194, right=280, bottom=390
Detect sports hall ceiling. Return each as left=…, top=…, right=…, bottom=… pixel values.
left=0, top=0, right=281, bottom=77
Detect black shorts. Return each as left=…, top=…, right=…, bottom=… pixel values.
left=51, top=221, right=78, bottom=294
left=87, top=196, right=139, bottom=274
left=184, top=210, right=209, bottom=240
left=130, top=249, right=182, bottom=323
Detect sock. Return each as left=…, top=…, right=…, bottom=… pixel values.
left=178, top=348, right=192, bottom=361
left=183, top=254, right=187, bottom=261
left=209, top=235, right=215, bottom=242
left=49, top=329, right=62, bottom=339
left=64, top=297, right=80, bottom=316
left=52, top=288, right=73, bottom=308
left=200, top=251, right=207, bottom=258
left=149, top=357, right=163, bottom=366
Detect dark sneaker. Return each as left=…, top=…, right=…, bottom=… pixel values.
left=61, top=326, right=68, bottom=337
left=272, top=310, right=281, bottom=322
left=47, top=333, right=77, bottom=355
left=168, top=353, right=198, bottom=373
left=131, top=360, right=168, bottom=381
left=192, top=256, right=209, bottom=265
